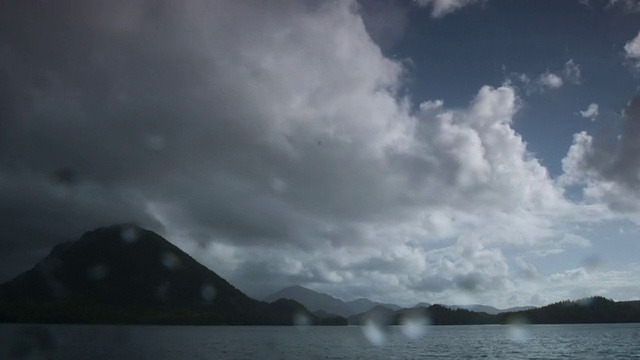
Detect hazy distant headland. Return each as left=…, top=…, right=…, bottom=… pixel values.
left=1, top=225, right=639, bottom=325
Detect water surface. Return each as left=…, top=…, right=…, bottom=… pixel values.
left=1, top=323, right=639, bottom=359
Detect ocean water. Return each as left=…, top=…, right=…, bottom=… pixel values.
left=1, top=323, right=639, bottom=359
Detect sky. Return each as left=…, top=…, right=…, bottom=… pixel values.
left=1, top=0, right=640, bottom=309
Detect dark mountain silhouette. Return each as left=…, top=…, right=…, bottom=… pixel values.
left=265, top=285, right=353, bottom=317
left=349, top=304, right=496, bottom=325
left=265, top=286, right=529, bottom=318
left=264, top=285, right=399, bottom=317
left=349, top=305, right=397, bottom=326
left=1, top=225, right=638, bottom=326
left=346, top=298, right=401, bottom=314
left=348, top=297, right=640, bottom=325
left=501, top=305, right=536, bottom=313
left=501, top=297, right=640, bottom=324
left=0, top=224, right=345, bottom=325
left=445, top=304, right=535, bottom=315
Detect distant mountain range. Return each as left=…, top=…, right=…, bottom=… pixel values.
left=264, top=285, right=400, bottom=317
left=1, top=224, right=638, bottom=325
left=347, top=297, right=640, bottom=325
left=445, top=304, right=535, bottom=315
left=264, top=286, right=532, bottom=317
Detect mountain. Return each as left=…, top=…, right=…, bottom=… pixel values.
left=413, top=302, right=432, bottom=308
left=0, top=224, right=343, bottom=325
left=501, top=306, right=535, bottom=313
left=501, top=296, right=640, bottom=324
left=348, top=296, right=640, bottom=325
left=348, top=305, right=397, bottom=326
left=346, top=298, right=401, bottom=313
left=264, top=285, right=400, bottom=317
left=446, top=304, right=502, bottom=314
left=446, top=304, right=535, bottom=315
left=264, top=285, right=353, bottom=317
left=349, top=304, right=497, bottom=326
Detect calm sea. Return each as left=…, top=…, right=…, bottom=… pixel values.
left=1, top=323, right=639, bottom=359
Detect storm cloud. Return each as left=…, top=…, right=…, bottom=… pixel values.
left=562, top=96, right=640, bottom=214
left=0, top=0, right=637, bottom=307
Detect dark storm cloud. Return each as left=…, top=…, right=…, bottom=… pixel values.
left=563, top=95, right=640, bottom=212
left=0, top=0, right=414, bottom=280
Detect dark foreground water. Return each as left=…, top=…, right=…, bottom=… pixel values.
left=1, top=323, right=639, bottom=359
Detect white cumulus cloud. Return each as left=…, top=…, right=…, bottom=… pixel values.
left=580, top=103, right=599, bottom=121
left=413, top=0, right=484, bottom=18
left=538, top=72, right=564, bottom=89
left=624, top=31, right=640, bottom=70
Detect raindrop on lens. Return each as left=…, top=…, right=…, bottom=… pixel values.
left=362, top=320, right=387, bottom=346
left=400, top=313, right=430, bottom=340
left=144, top=134, right=165, bottom=151
left=160, top=252, right=180, bottom=270
left=9, top=327, right=56, bottom=359
left=201, top=284, right=216, bottom=303
left=506, top=316, right=531, bottom=343
left=293, top=312, right=311, bottom=327
left=121, top=225, right=139, bottom=244
left=86, top=264, right=108, bottom=281
left=51, top=167, right=77, bottom=187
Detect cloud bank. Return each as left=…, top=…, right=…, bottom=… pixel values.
left=0, top=0, right=637, bottom=307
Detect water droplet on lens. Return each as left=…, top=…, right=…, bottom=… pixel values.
left=86, top=264, right=108, bottom=281
left=51, top=167, right=77, bottom=187
left=293, top=312, right=311, bottom=327
left=50, top=167, right=78, bottom=198
left=144, top=135, right=165, bottom=151
left=160, top=252, right=180, bottom=270
left=9, top=327, right=56, bottom=359
left=362, top=320, right=388, bottom=346
left=583, top=254, right=602, bottom=271
left=506, top=316, right=531, bottom=343
left=121, top=225, right=139, bottom=244
left=156, top=281, right=170, bottom=302
left=400, top=312, right=430, bottom=340
left=578, top=297, right=594, bottom=307
left=201, top=284, right=216, bottom=303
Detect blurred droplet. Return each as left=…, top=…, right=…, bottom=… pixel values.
left=578, top=297, right=594, bottom=307
left=195, top=238, right=207, bottom=249
left=583, top=254, right=602, bottom=271
left=506, top=316, right=531, bottom=343
left=293, top=312, right=311, bottom=327
left=50, top=167, right=78, bottom=198
left=400, top=312, right=430, bottom=340
left=362, top=320, right=388, bottom=346
left=9, top=327, right=56, bottom=359
left=121, top=225, right=140, bottom=244
left=144, top=135, right=165, bottom=151
left=160, top=252, right=180, bottom=270
left=455, top=273, right=481, bottom=292
left=156, top=281, right=170, bottom=302
left=269, top=177, right=286, bottom=194
left=51, top=167, right=77, bottom=187
left=86, top=264, right=108, bottom=281
left=201, top=284, right=217, bottom=303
